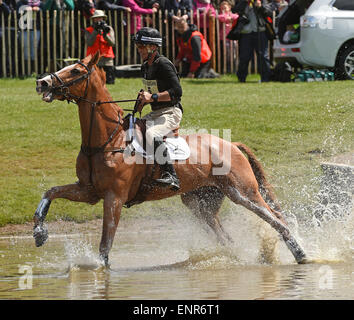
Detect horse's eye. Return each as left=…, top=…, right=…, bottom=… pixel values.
left=71, top=68, right=80, bottom=75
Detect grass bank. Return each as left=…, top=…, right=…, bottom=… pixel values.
left=0, top=75, right=353, bottom=226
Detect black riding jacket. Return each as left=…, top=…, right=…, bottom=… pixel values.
left=141, top=53, right=183, bottom=111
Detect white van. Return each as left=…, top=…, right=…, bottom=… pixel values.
left=273, top=0, right=354, bottom=79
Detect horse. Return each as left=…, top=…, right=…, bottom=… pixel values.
left=34, top=52, right=308, bottom=266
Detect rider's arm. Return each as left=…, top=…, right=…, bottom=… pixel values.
left=139, top=90, right=170, bottom=105
left=162, top=59, right=182, bottom=102
left=139, top=56, right=182, bottom=109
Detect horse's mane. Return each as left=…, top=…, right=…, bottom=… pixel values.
left=94, top=65, right=124, bottom=118
left=93, top=65, right=113, bottom=102
left=96, top=65, right=106, bottom=85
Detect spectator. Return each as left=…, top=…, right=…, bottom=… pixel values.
left=269, top=0, right=288, bottom=16
left=175, top=17, right=218, bottom=78
left=42, top=0, right=74, bottom=72
left=135, top=0, right=159, bottom=25
left=97, top=0, right=132, bottom=13
left=0, top=0, right=16, bottom=76
left=140, top=0, right=160, bottom=9
left=217, top=0, right=238, bottom=73
left=0, top=0, right=15, bottom=16
left=85, top=9, right=116, bottom=84
left=234, top=0, right=273, bottom=82
left=122, top=0, right=157, bottom=34
left=218, top=0, right=238, bottom=38
left=192, top=0, right=216, bottom=32
left=42, top=0, right=75, bottom=10
left=165, top=0, right=192, bottom=20
left=17, top=0, right=42, bottom=74
left=77, top=0, right=96, bottom=19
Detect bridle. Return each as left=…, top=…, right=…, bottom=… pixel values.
left=49, top=61, right=93, bottom=102
left=48, top=60, right=138, bottom=186
left=49, top=60, right=140, bottom=107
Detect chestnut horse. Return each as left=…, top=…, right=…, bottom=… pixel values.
left=34, top=53, right=307, bottom=265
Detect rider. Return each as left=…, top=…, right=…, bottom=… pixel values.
left=133, top=27, right=183, bottom=191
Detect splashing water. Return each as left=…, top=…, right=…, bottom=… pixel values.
left=63, top=237, right=104, bottom=270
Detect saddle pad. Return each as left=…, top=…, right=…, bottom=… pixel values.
left=128, top=115, right=190, bottom=160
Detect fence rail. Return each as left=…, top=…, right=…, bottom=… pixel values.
left=0, top=9, right=272, bottom=78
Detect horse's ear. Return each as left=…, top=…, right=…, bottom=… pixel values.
left=88, top=51, right=101, bottom=68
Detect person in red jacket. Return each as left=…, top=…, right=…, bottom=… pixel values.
left=85, top=10, right=116, bottom=84
left=174, top=17, right=218, bottom=78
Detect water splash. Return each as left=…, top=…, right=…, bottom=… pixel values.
left=63, top=237, right=103, bottom=270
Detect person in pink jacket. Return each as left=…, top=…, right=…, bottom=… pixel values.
left=192, top=0, right=215, bottom=32
left=122, top=0, right=158, bottom=34
left=217, top=0, right=238, bottom=73
left=217, top=0, right=238, bottom=40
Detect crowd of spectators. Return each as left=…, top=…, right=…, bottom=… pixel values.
left=0, top=0, right=290, bottom=79
left=0, top=0, right=289, bottom=28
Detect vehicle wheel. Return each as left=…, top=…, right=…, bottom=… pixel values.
left=335, top=45, right=354, bottom=80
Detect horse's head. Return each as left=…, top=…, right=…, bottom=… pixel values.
left=36, top=52, right=101, bottom=103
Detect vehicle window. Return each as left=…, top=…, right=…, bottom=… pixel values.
left=333, top=0, right=354, bottom=10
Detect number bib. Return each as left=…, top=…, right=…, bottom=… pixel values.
left=142, top=79, right=158, bottom=94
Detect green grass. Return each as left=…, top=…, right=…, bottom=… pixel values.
left=0, top=75, right=353, bottom=226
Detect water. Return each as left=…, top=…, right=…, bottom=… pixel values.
left=0, top=206, right=353, bottom=300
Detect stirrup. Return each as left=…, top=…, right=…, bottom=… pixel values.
left=155, top=172, right=180, bottom=191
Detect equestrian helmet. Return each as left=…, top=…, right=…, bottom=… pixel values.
left=134, top=27, right=162, bottom=47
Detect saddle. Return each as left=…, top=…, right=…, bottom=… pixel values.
left=123, top=114, right=190, bottom=208
left=125, top=114, right=190, bottom=160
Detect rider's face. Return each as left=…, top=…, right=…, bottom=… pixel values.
left=136, top=44, right=148, bottom=60
left=136, top=44, right=156, bottom=61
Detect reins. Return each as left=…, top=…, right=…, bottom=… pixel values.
left=49, top=60, right=137, bottom=186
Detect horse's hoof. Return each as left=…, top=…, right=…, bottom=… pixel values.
left=99, top=254, right=110, bottom=268
left=284, top=236, right=307, bottom=264
left=297, top=257, right=311, bottom=264
left=33, top=225, right=48, bottom=247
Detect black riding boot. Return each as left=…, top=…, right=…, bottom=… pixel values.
left=154, top=140, right=180, bottom=191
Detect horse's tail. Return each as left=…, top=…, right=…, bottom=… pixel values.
left=233, top=142, right=282, bottom=212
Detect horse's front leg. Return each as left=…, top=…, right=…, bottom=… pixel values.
left=33, top=182, right=99, bottom=247
left=99, top=191, right=126, bottom=267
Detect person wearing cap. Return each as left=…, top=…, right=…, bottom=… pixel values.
left=134, top=27, right=183, bottom=191
left=85, top=9, right=116, bottom=84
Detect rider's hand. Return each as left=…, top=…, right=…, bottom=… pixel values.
left=137, top=91, right=152, bottom=112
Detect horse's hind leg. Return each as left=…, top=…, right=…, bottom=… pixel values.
left=222, top=181, right=307, bottom=263
left=33, top=182, right=99, bottom=247
left=181, top=186, right=232, bottom=245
